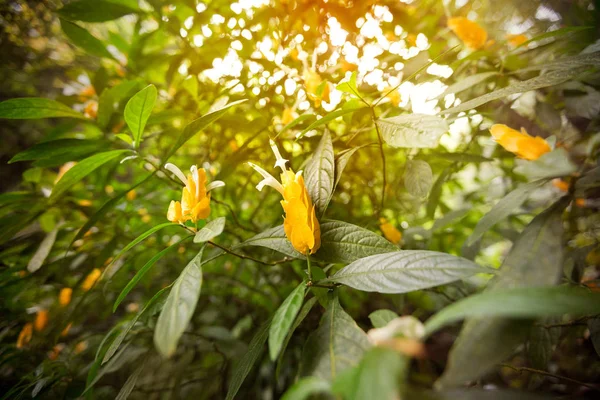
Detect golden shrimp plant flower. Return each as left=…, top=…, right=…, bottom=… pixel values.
left=447, top=17, right=488, bottom=50
left=248, top=140, right=321, bottom=255
left=165, top=163, right=225, bottom=224
left=490, top=124, right=551, bottom=161
left=379, top=218, right=402, bottom=245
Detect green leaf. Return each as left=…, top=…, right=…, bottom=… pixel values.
left=281, top=377, right=331, bottom=400
left=194, top=217, right=226, bottom=243
left=369, top=310, right=399, bottom=328
left=276, top=114, right=316, bottom=138
left=520, top=44, right=598, bottom=70
left=332, top=347, right=407, bottom=400
left=527, top=318, right=560, bottom=374
left=441, top=67, right=589, bottom=115
left=466, top=180, right=547, bottom=246
left=300, top=296, right=370, bottom=380
left=167, top=99, right=247, bottom=160
left=241, top=220, right=397, bottom=264
left=304, top=130, right=335, bottom=217
left=124, top=84, right=158, bottom=148
left=113, top=237, right=191, bottom=312
left=9, top=139, right=106, bottom=164
left=225, top=320, right=271, bottom=400
left=0, top=98, right=85, bottom=120
left=27, top=227, right=59, bottom=273
left=154, top=248, right=204, bottom=358
left=438, top=198, right=568, bottom=387
left=50, top=149, right=130, bottom=201
left=297, top=106, right=366, bottom=140
left=404, top=160, right=433, bottom=198
left=514, top=148, right=577, bottom=180
left=333, top=147, right=361, bottom=190
left=57, top=0, right=138, bottom=22
left=378, top=114, right=448, bottom=148
left=115, top=363, right=144, bottom=400
left=427, top=167, right=451, bottom=218
left=336, top=71, right=358, bottom=95
left=60, top=19, right=114, bottom=59
left=103, top=286, right=170, bottom=364
left=97, top=80, right=142, bottom=128
left=325, top=251, right=488, bottom=293
left=424, top=286, right=600, bottom=336
left=440, top=72, right=497, bottom=98
left=588, top=317, right=600, bottom=357
left=404, top=387, right=550, bottom=400
left=269, top=282, right=306, bottom=360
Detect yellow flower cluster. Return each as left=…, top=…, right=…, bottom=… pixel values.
left=249, top=140, right=321, bottom=254
left=490, top=124, right=551, bottom=161
left=165, top=163, right=225, bottom=224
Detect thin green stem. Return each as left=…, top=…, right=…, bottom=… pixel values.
left=306, top=252, right=312, bottom=282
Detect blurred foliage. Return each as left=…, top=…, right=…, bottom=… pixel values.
left=1, top=0, right=600, bottom=399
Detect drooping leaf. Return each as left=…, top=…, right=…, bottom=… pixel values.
left=441, top=67, right=589, bottom=115
left=514, top=149, right=577, bottom=180
left=225, top=320, right=271, bottom=400
left=336, top=71, right=358, bottom=95
left=57, top=0, right=138, bottom=22
left=325, top=251, right=488, bottom=293
left=9, top=139, right=107, bottom=164
left=521, top=48, right=599, bottom=71
left=300, top=296, right=370, bottom=380
left=97, top=80, right=142, bottom=128
left=369, top=309, right=400, bottom=328
left=115, top=363, right=144, bottom=400
left=281, top=376, right=332, bottom=400
left=438, top=198, right=568, bottom=387
left=27, top=227, right=59, bottom=273
left=154, top=247, right=204, bottom=358
left=124, top=84, right=157, bottom=148
left=424, top=286, right=600, bottom=336
left=60, top=19, right=114, bottom=59
left=297, top=106, right=366, bottom=139
left=269, top=282, right=306, bottom=360
left=0, top=98, right=85, bottom=120
left=378, top=114, right=448, bottom=148
left=404, top=160, right=433, bottom=198
left=304, top=130, right=335, bottom=217
left=50, top=150, right=131, bottom=201
left=466, top=179, right=547, bottom=246
left=440, top=72, right=497, bottom=97
left=194, top=217, right=226, bottom=243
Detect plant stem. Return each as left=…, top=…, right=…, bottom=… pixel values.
left=306, top=252, right=312, bottom=282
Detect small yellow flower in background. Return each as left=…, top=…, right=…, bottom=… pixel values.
left=48, top=344, right=65, bottom=360
left=78, top=85, right=96, bottom=102
left=405, top=33, right=417, bottom=47
left=506, top=33, right=527, bottom=47
left=84, top=101, right=98, bottom=119
left=385, top=87, right=401, bottom=107
left=34, top=310, right=48, bottom=331
left=16, top=323, right=33, bottom=348
left=78, top=199, right=92, bottom=207
left=59, top=288, right=72, bottom=306
left=105, top=185, right=115, bottom=195
left=164, top=163, right=225, bottom=224
left=229, top=139, right=239, bottom=152
left=61, top=322, right=72, bottom=337
left=379, top=218, right=402, bottom=245
left=340, top=58, right=357, bottom=73
left=55, top=161, right=76, bottom=184
left=575, top=198, right=586, bottom=208
left=74, top=340, right=88, bottom=354
left=126, top=190, right=137, bottom=201
left=448, top=17, right=488, bottom=50
left=81, top=268, right=101, bottom=291
left=249, top=140, right=321, bottom=254
left=552, top=179, right=569, bottom=192
left=490, top=124, right=551, bottom=161
left=304, top=69, right=330, bottom=108
left=281, top=107, right=298, bottom=126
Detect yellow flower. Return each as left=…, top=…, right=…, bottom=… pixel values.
left=61, top=322, right=72, bottom=337
left=81, top=268, right=101, bottom=291
left=55, top=161, right=76, bottom=184
left=304, top=69, right=330, bottom=108
left=448, top=17, right=488, bottom=50
left=34, top=309, right=48, bottom=331
left=379, top=218, right=402, bottom=245
left=165, top=163, right=225, bottom=224
left=506, top=33, right=527, bottom=47
left=74, top=340, right=88, bottom=354
left=59, top=288, right=72, bottom=306
left=126, top=190, right=137, bottom=201
left=552, top=179, right=569, bottom=192
left=281, top=107, right=297, bottom=125
left=490, top=124, right=551, bottom=161
left=249, top=140, right=321, bottom=254
left=385, top=87, right=401, bottom=107
left=16, top=323, right=33, bottom=349
left=84, top=101, right=98, bottom=119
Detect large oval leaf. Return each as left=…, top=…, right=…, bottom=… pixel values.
left=404, top=160, right=433, bottom=198
left=125, top=84, right=157, bottom=148
left=326, top=251, right=488, bottom=293
left=378, top=114, right=448, bottom=148
left=304, top=130, right=334, bottom=217
left=0, top=98, right=85, bottom=120
left=154, top=248, right=204, bottom=358
left=269, top=282, right=306, bottom=360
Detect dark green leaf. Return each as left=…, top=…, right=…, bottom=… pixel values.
left=27, top=227, right=59, bottom=273
left=57, top=0, right=138, bottom=22
left=194, top=217, right=226, bottom=243
left=60, top=19, right=114, bottom=59
left=9, top=139, right=107, bottom=164
left=0, top=98, right=84, bottom=120
left=369, top=309, right=399, bottom=328
left=115, top=363, right=144, bottom=400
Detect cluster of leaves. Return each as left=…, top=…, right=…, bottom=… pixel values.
left=1, top=0, right=599, bottom=399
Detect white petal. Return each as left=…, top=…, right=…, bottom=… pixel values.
left=248, top=162, right=284, bottom=194
left=206, top=181, right=225, bottom=192
left=164, top=163, right=188, bottom=185
left=269, top=139, right=288, bottom=171
left=190, top=165, right=200, bottom=197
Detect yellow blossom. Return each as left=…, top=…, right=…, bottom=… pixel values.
left=379, top=218, right=402, bottom=245
left=385, top=87, right=401, bottom=107
left=552, top=179, right=569, bottom=192
left=448, top=17, right=488, bottom=50
left=60, top=322, right=72, bottom=337
left=59, top=288, right=72, bottom=306
left=126, top=190, right=137, bottom=201
left=74, top=340, right=88, bottom=354
left=249, top=140, right=321, bottom=254
left=490, top=124, right=551, bottom=161
left=78, top=199, right=92, bottom=207
left=165, top=163, right=225, bottom=224
left=81, top=268, right=101, bottom=291
left=84, top=101, right=98, bottom=119
left=48, top=344, right=64, bottom=360
left=16, top=323, right=33, bottom=348
left=34, top=309, right=48, bottom=331
left=55, top=161, right=76, bottom=184
left=281, top=107, right=298, bottom=126
left=78, top=85, right=96, bottom=102
left=506, top=33, right=527, bottom=47
left=304, top=69, right=330, bottom=108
